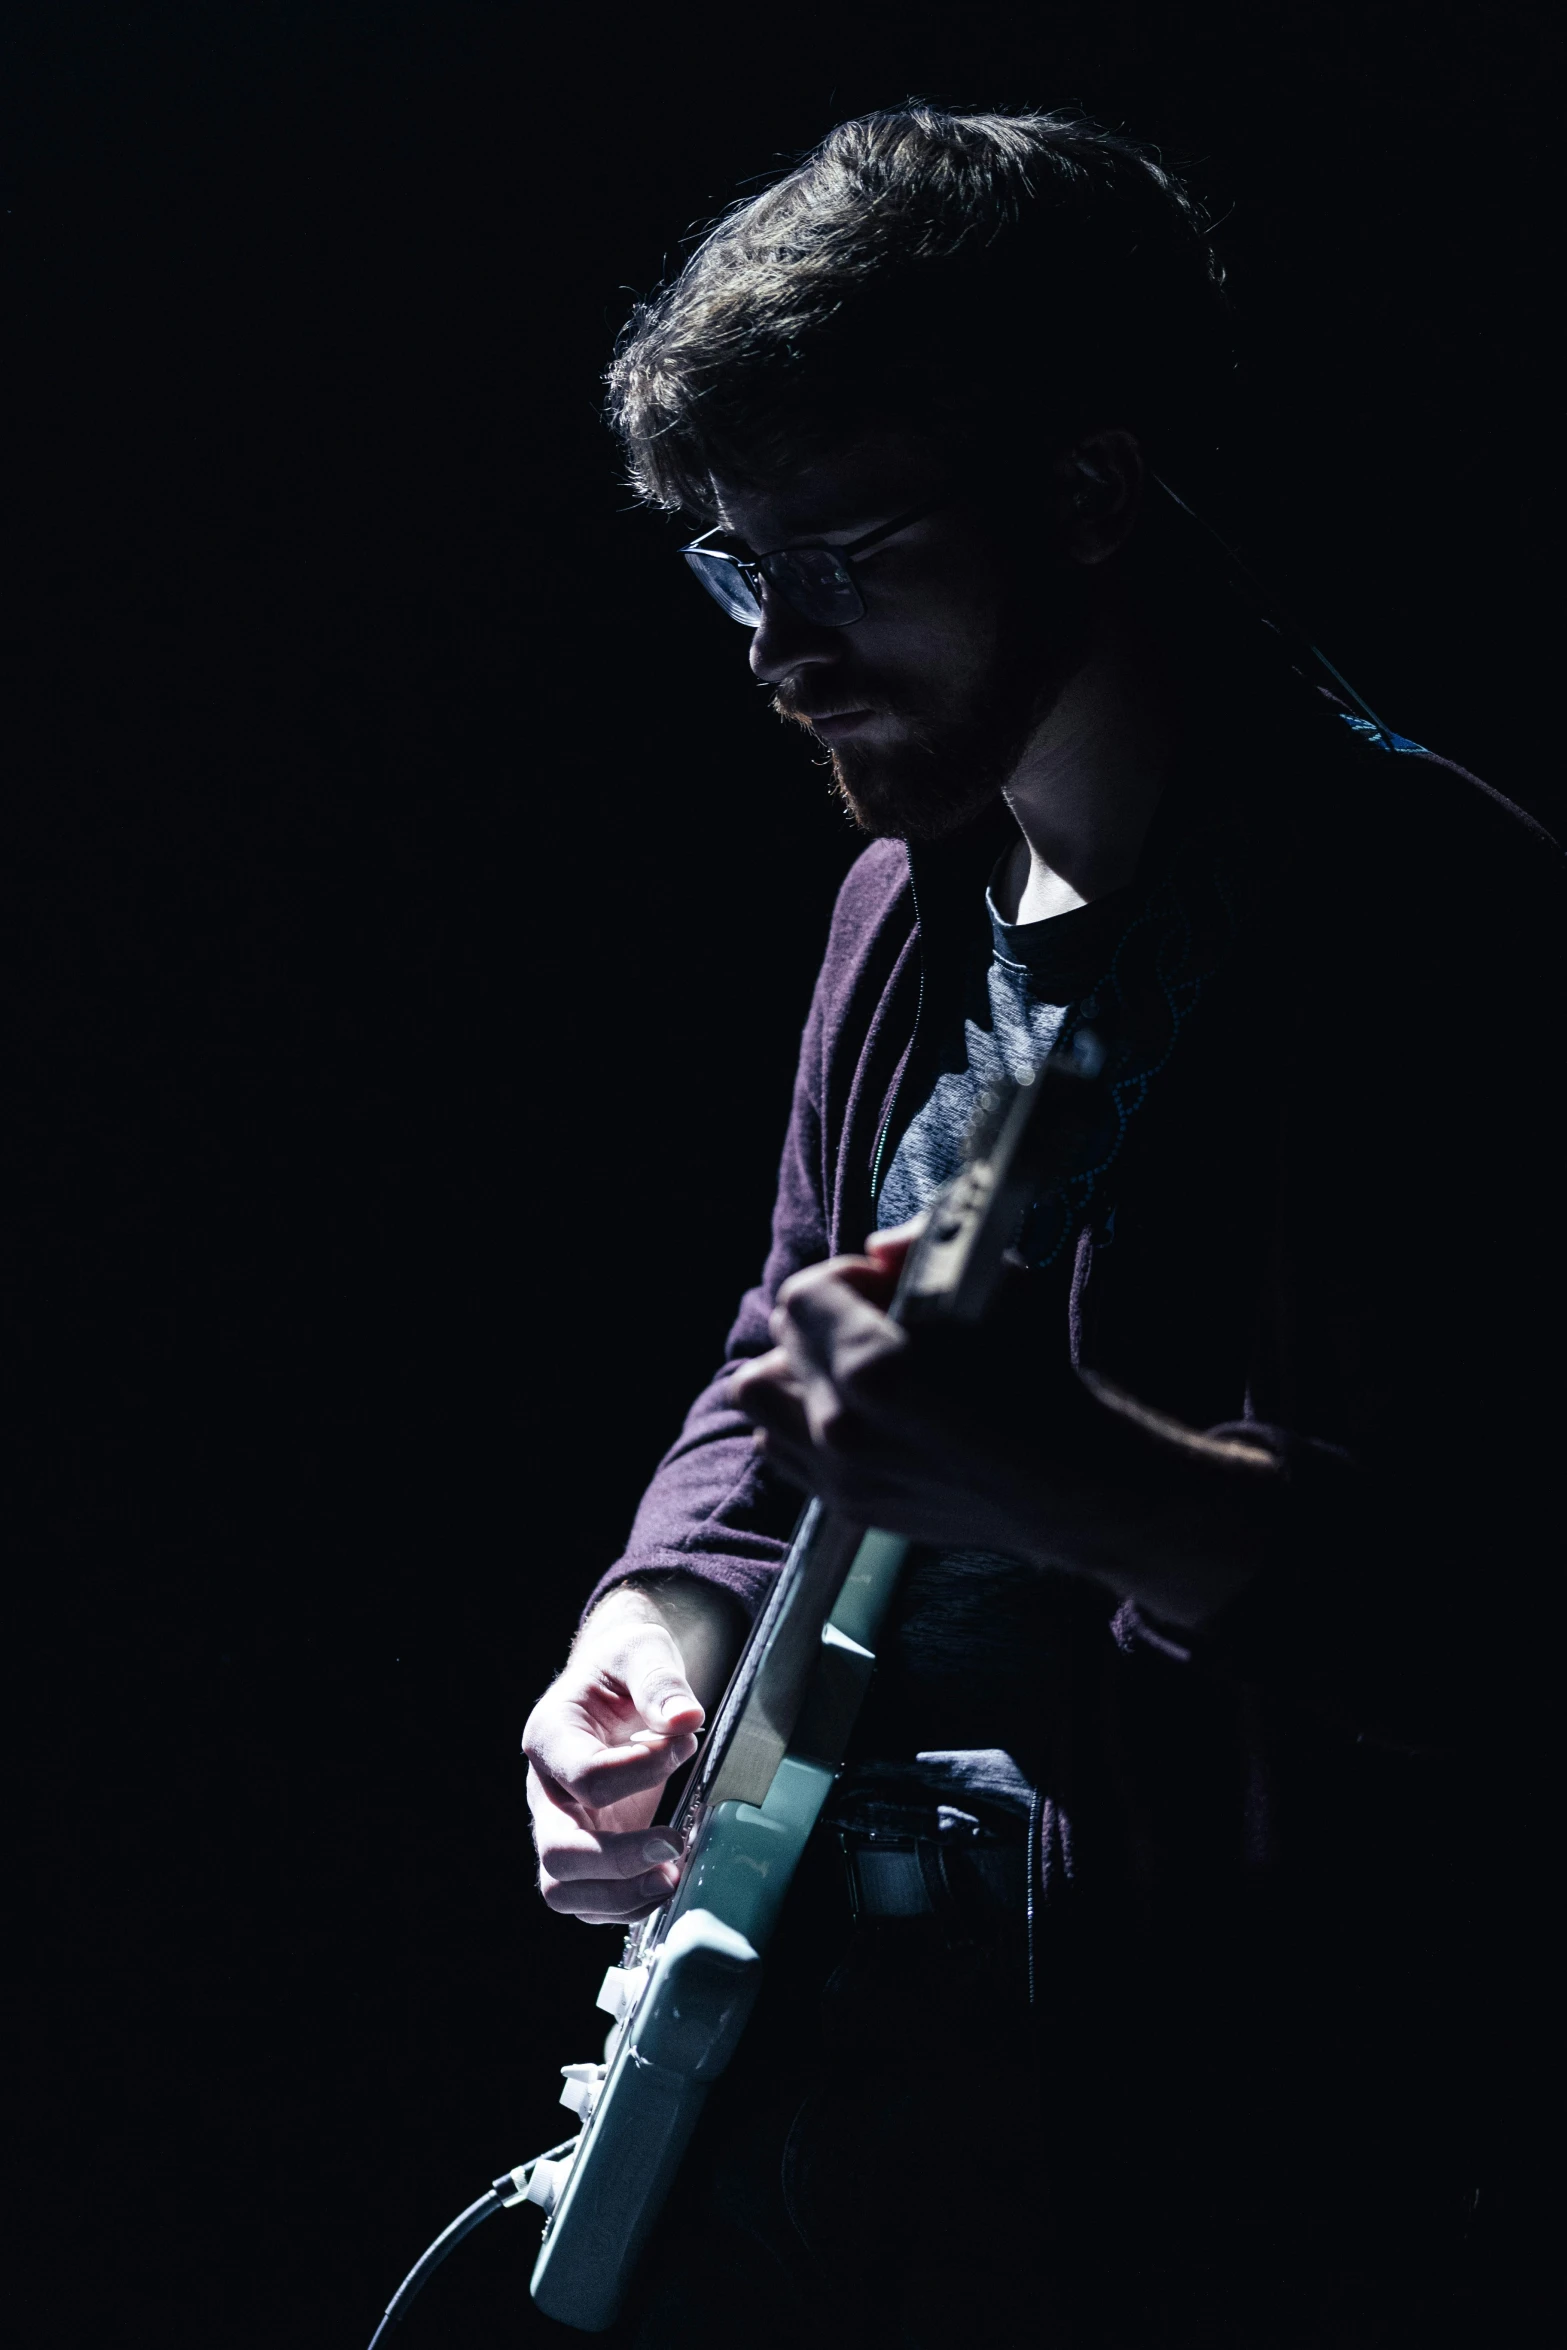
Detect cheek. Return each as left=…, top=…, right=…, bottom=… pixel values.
left=852, top=597, right=1007, bottom=707
left=888, top=542, right=1013, bottom=685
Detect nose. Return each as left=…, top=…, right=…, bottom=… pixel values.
left=748, top=580, right=845, bottom=687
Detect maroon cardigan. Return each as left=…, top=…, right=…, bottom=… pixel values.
left=590, top=666, right=1562, bottom=1760
left=583, top=657, right=1562, bottom=2308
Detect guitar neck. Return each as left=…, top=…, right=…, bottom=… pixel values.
left=672, top=1035, right=1107, bottom=1832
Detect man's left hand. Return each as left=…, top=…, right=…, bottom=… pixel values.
left=727, top=1222, right=1078, bottom=1563
left=728, top=1220, right=1277, bottom=1628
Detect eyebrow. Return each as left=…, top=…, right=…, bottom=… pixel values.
left=717, top=507, right=908, bottom=555
left=783, top=508, right=895, bottom=541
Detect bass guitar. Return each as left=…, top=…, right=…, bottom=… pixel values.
left=523, top=1024, right=1108, bottom=2331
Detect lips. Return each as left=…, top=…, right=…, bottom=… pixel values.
left=804, top=708, right=874, bottom=740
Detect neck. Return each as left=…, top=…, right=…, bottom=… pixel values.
left=992, top=587, right=1177, bottom=924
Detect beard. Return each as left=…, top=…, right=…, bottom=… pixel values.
left=825, top=705, right=1026, bottom=842
left=773, top=569, right=1094, bottom=843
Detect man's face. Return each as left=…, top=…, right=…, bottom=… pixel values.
left=712, top=431, right=1094, bottom=840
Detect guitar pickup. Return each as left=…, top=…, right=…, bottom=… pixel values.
left=790, top=1622, right=876, bottom=1767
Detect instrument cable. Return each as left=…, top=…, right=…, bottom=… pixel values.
left=366, top=2137, right=579, bottom=2346
left=1150, top=473, right=1401, bottom=750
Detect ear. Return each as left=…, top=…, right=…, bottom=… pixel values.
left=1054, top=429, right=1145, bottom=565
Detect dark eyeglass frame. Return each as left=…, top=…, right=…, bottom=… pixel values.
left=680, top=498, right=951, bottom=629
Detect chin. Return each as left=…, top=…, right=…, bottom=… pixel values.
left=829, top=742, right=1005, bottom=843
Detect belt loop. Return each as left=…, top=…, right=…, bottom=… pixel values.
left=1026, top=1787, right=1042, bottom=2007
left=917, top=1835, right=954, bottom=1919
left=837, top=1829, right=864, bottom=1925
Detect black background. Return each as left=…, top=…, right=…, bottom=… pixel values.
left=4, top=6, right=1557, bottom=2344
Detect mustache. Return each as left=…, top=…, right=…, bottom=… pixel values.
left=771, top=685, right=886, bottom=726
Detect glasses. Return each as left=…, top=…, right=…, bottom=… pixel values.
left=680, top=499, right=949, bottom=629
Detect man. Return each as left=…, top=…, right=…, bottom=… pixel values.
left=524, top=109, right=1561, bottom=2346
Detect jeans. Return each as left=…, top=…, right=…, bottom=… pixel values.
left=613, top=1814, right=1506, bottom=2350
left=622, top=1818, right=1047, bottom=2350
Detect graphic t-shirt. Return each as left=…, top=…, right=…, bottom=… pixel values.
left=852, top=870, right=1135, bottom=1778
left=876, top=872, right=1135, bottom=1237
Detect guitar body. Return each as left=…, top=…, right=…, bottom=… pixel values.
left=529, top=1040, right=1107, bottom=2330
left=529, top=1533, right=904, bottom=2331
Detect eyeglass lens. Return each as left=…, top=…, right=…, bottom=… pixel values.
left=682, top=549, right=764, bottom=624
left=761, top=548, right=864, bottom=626
left=682, top=544, right=866, bottom=628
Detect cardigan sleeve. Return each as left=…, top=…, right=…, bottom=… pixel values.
left=1082, top=748, right=1566, bottom=1760
left=582, top=842, right=911, bottom=1621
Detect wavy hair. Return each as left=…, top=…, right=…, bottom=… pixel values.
left=607, top=107, right=1232, bottom=520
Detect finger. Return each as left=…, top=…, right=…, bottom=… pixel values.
left=760, top=1351, right=851, bottom=1454
left=813, top=1309, right=915, bottom=1441
left=834, top=1253, right=906, bottom=1303
left=525, top=1697, right=699, bottom=1809
left=752, top=1424, right=820, bottom=1495
left=556, top=1728, right=699, bottom=1813
left=726, top=1344, right=801, bottom=1404
left=539, top=1862, right=681, bottom=1922
left=772, top=1252, right=889, bottom=1335
left=613, top=1620, right=706, bottom=1738
left=537, top=1819, right=686, bottom=1885
left=778, top=1249, right=903, bottom=1315
left=526, top=1759, right=664, bottom=1849
left=772, top=1288, right=907, bottom=1454
left=866, top=1214, right=926, bottom=1259
left=732, top=1353, right=817, bottom=1438
left=755, top=1417, right=925, bottom=1522
left=775, top=1262, right=905, bottom=1384
left=523, top=1613, right=703, bottom=1782
left=788, top=1270, right=896, bottom=1355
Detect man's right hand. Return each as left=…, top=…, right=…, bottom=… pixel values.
left=523, top=1578, right=743, bottom=1924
